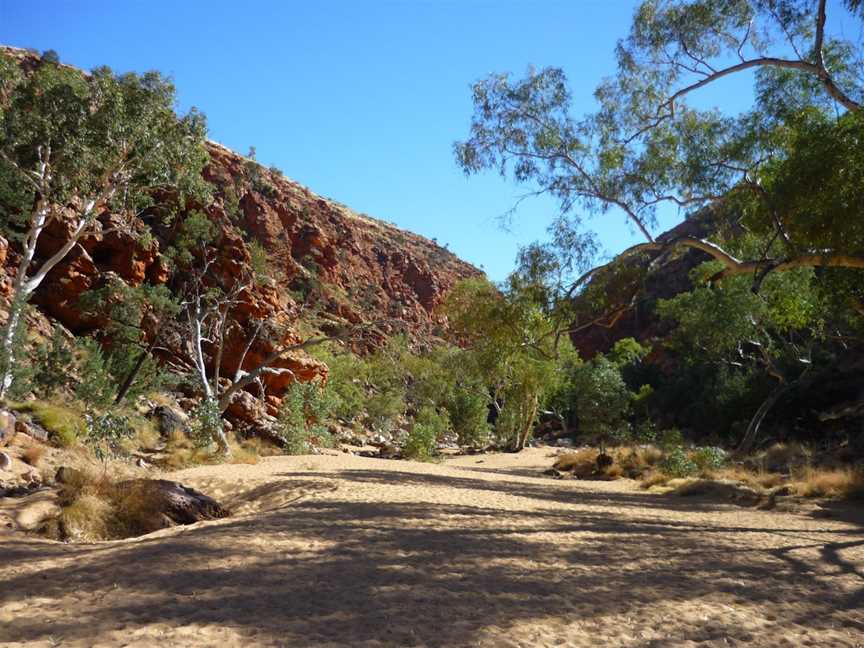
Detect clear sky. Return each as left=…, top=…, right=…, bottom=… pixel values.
left=1, top=0, right=849, bottom=280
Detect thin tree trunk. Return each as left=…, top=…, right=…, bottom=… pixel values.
left=0, top=299, right=24, bottom=398
left=114, top=331, right=160, bottom=405
left=737, top=382, right=795, bottom=455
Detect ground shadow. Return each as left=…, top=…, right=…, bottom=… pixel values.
left=2, top=469, right=863, bottom=647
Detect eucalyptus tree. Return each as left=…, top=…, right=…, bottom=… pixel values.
left=445, top=276, right=570, bottom=450
left=0, top=50, right=209, bottom=397
left=455, top=0, right=864, bottom=287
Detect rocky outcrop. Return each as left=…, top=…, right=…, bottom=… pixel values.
left=0, top=46, right=481, bottom=432
left=568, top=205, right=736, bottom=360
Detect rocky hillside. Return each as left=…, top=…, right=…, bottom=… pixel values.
left=568, top=205, right=732, bottom=361
left=568, top=205, right=864, bottom=442
left=0, top=46, right=480, bottom=408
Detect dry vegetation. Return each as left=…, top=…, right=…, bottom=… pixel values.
left=552, top=442, right=864, bottom=503
left=554, top=445, right=663, bottom=480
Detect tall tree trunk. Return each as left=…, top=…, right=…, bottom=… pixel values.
left=737, top=382, right=795, bottom=455
left=114, top=331, right=160, bottom=405
left=0, top=298, right=24, bottom=398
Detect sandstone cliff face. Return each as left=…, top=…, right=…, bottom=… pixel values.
left=0, top=47, right=480, bottom=418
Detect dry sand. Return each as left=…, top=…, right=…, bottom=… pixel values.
left=1, top=448, right=863, bottom=647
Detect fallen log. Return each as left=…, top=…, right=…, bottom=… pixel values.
left=113, top=479, right=230, bottom=526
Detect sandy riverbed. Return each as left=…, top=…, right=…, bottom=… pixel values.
left=1, top=448, right=862, bottom=647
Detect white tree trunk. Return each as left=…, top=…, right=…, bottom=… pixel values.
left=0, top=191, right=110, bottom=398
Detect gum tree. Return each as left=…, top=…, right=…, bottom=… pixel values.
left=0, top=50, right=209, bottom=397
left=455, top=0, right=864, bottom=289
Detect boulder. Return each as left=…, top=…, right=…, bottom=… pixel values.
left=151, top=405, right=189, bottom=438
left=15, top=419, right=49, bottom=443
left=115, top=479, right=230, bottom=525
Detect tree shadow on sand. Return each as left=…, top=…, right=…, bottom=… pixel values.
left=2, top=470, right=863, bottom=646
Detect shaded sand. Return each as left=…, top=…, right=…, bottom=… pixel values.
left=2, top=449, right=863, bottom=647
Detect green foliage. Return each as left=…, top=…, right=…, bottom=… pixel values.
left=403, top=405, right=447, bottom=460
left=317, top=350, right=368, bottom=422
left=691, top=446, right=728, bottom=472
left=83, top=412, right=135, bottom=461
left=446, top=383, right=491, bottom=447
left=30, top=328, right=74, bottom=398
left=609, top=338, right=650, bottom=367
left=658, top=428, right=684, bottom=451
left=74, top=339, right=116, bottom=408
left=0, top=51, right=210, bottom=233
left=446, top=276, right=565, bottom=450
left=164, top=210, right=218, bottom=269
left=454, top=1, right=864, bottom=339
left=248, top=240, right=271, bottom=285
left=78, top=279, right=178, bottom=403
left=366, top=389, right=406, bottom=432
left=659, top=447, right=698, bottom=478
left=276, top=382, right=333, bottom=454
left=40, top=50, right=60, bottom=65
left=569, top=356, right=633, bottom=443
left=189, top=397, right=224, bottom=449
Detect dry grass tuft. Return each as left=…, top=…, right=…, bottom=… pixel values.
left=617, top=445, right=663, bottom=478
left=52, top=468, right=115, bottom=541
left=21, top=444, right=46, bottom=467
left=555, top=445, right=664, bottom=481
left=707, top=466, right=785, bottom=490
left=791, top=467, right=864, bottom=499
left=640, top=470, right=673, bottom=489
left=554, top=448, right=598, bottom=477
left=756, top=442, right=811, bottom=473
left=51, top=467, right=192, bottom=540
left=11, top=401, right=84, bottom=447
left=230, top=443, right=260, bottom=465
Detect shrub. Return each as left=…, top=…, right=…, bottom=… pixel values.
left=83, top=411, right=136, bottom=460
left=74, top=338, right=115, bottom=408
left=658, top=428, right=685, bottom=451
left=633, top=420, right=659, bottom=445
left=366, top=388, right=405, bottom=432
left=691, top=446, right=728, bottom=472
left=570, top=356, right=632, bottom=443
left=403, top=406, right=447, bottom=460
left=447, top=386, right=490, bottom=447
left=31, top=328, right=74, bottom=398
left=188, top=397, right=224, bottom=449
left=659, top=447, right=698, bottom=478
left=276, top=382, right=333, bottom=454
left=317, top=351, right=367, bottom=421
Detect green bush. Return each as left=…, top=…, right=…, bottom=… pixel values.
left=366, top=388, right=406, bottom=432
left=659, top=428, right=685, bottom=451
left=659, top=447, right=698, bottom=477
left=447, top=386, right=490, bottom=447
left=31, top=328, right=74, bottom=398
left=276, top=382, right=333, bottom=454
left=84, top=412, right=135, bottom=460
left=570, top=356, right=633, bottom=443
left=74, top=339, right=116, bottom=408
left=188, top=397, right=224, bottom=449
left=403, top=406, right=447, bottom=460
left=691, top=446, right=728, bottom=472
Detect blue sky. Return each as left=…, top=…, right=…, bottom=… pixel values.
left=1, top=0, right=853, bottom=280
